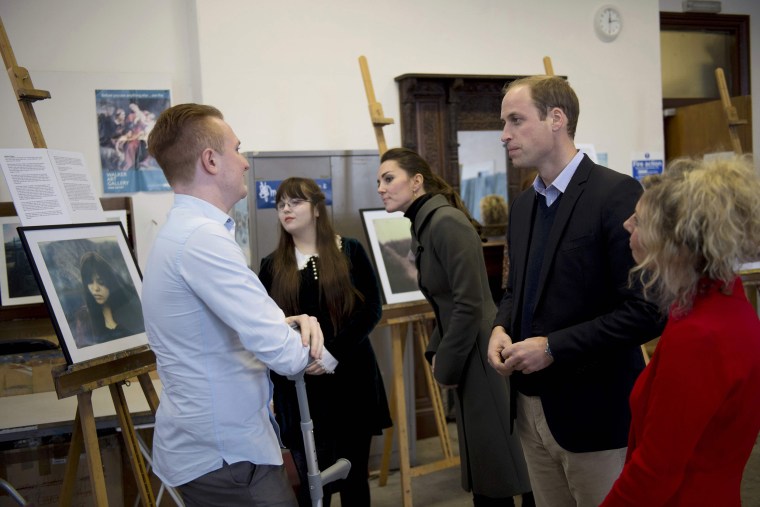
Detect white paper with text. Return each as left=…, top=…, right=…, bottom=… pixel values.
left=0, top=148, right=105, bottom=226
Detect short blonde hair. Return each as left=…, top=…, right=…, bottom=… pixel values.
left=631, top=156, right=760, bottom=313
left=504, top=76, right=580, bottom=138
left=148, top=103, right=226, bottom=186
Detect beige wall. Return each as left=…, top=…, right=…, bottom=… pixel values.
left=0, top=0, right=756, bottom=264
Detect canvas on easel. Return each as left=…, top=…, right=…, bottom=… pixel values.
left=18, top=222, right=147, bottom=364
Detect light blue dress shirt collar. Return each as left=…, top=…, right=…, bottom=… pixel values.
left=532, top=150, right=584, bottom=207
left=174, top=193, right=235, bottom=233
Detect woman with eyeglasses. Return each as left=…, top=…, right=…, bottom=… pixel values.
left=259, top=177, right=392, bottom=507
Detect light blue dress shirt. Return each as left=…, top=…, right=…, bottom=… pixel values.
left=532, top=149, right=585, bottom=207
left=142, top=194, right=312, bottom=487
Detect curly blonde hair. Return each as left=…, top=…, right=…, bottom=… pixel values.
left=480, top=194, right=508, bottom=238
left=480, top=194, right=508, bottom=225
left=631, top=156, right=760, bottom=314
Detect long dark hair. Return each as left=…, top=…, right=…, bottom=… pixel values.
left=79, top=251, right=140, bottom=334
left=381, top=148, right=481, bottom=233
left=269, top=177, right=361, bottom=331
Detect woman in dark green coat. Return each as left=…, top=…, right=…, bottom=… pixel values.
left=377, top=148, right=533, bottom=507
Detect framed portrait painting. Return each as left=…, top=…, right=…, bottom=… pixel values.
left=0, top=211, right=128, bottom=307
left=18, top=222, right=147, bottom=364
left=360, top=208, right=425, bottom=305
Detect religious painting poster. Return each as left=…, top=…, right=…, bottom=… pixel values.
left=96, top=89, right=171, bottom=193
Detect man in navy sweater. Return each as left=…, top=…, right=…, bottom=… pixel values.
left=487, top=76, right=663, bottom=507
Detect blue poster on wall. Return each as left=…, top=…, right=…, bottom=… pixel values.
left=255, top=179, right=332, bottom=209
left=631, top=152, right=664, bottom=181
left=96, top=89, right=172, bottom=193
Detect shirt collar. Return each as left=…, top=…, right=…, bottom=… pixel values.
left=533, top=149, right=584, bottom=195
left=175, top=194, right=235, bottom=233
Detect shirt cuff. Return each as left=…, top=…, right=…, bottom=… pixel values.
left=317, top=348, right=338, bottom=374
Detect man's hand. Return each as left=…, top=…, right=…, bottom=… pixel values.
left=304, top=361, right=327, bottom=375
left=488, top=326, right=515, bottom=377
left=285, top=314, right=324, bottom=360
left=501, top=336, right=553, bottom=374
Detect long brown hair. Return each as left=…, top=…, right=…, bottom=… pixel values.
left=381, top=148, right=481, bottom=233
left=269, top=177, right=361, bottom=330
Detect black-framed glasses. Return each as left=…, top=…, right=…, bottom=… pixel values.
left=276, top=198, right=310, bottom=211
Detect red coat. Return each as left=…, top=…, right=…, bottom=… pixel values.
left=601, top=278, right=760, bottom=506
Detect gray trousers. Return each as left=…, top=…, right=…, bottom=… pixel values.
left=178, top=461, right=298, bottom=507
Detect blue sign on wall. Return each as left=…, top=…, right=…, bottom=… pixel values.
left=255, top=179, right=332, bottom=209
left=631, top=153, right=663, bottom=181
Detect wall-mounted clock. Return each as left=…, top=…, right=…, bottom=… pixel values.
left=594, top=5, right=622, bottom=42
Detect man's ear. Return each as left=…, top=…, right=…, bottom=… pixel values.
left=550, top=108, right=565, bottom=132
left=200, top=147, right=219, bottom=175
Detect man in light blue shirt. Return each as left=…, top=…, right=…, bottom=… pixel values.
left=143, top=103, right=327, bottom=506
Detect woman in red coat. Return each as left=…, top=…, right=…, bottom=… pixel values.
left=601, top=156, right=760, bottom=506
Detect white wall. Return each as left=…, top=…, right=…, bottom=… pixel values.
left=0, top=0, right=200, bottom=266
left=196, top=0, right=664, bottom=169
left=1, top=0, right=754, bottom=265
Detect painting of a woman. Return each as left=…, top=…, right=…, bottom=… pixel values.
left=74, top=251, right=144, bottom=347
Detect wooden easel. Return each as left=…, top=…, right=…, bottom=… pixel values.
left=716, top=67, right=757, bottom=312
left=543, top=56, right=554, bottom=76
left=1, top=16, right=160, bottom=506
left=0, top=16, right=50, bottom=147
left=375, top=301, right=460, bottom=507
left=715, top=67, right=747, bottom=155
left=358, top=55, right=394, bottom=156
left=359, top=56, right=459, bottom=505
left=53, top=347, right=159, bottom=506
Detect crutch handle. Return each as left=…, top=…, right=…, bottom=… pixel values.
left=321, top=458, right=351, bottom=485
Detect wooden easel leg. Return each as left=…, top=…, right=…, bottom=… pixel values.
left=137, top=373, right=160, bottom=414
left=388, top=323, right=413, bottom=507
left=110, top=383, right=156, bottom=507
left=60, top=409, right=84, bottom=507
left=379, top=322, right=409, bottom=487
left=75, top=392, right=110, bottom=506
left=413, top=320, right=454, bottom=459
left=378, top=393, right=395, bottom=487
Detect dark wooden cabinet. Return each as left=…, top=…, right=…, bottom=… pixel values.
left=395, top=73, right=539, bottom=203
left=395, top=74, right=525, bottom=438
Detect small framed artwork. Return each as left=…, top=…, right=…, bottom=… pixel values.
left=0, top=211, right=128, bottom=308
left=18, top=222, right=147, bottom=364
left=0, top=216, right=43, bottom=306
left=360, top=208, right=425, bottom=305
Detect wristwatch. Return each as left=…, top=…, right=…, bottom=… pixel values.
left=544, top=340, right=553, bottom=359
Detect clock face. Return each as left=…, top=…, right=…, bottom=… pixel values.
left=595, top=5, right=622, bottom=42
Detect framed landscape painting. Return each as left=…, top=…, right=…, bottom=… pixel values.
left=360, top=208, right=424, bottom=305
